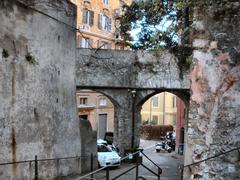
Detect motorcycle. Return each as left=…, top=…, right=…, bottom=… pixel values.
left=155, top=131, right=176, bottom=153
left=155, top=140, right=172, bottom=153
left=166, top=131, right=176, bottom=151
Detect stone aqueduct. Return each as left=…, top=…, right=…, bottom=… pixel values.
left=76, top=49, right=190, bottom=151
left=0, top=0, right=240, bottom=179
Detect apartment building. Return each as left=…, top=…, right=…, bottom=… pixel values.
left=76, top=90, right=115, bottom=139
left=71, top=0, right=131, bottom=49
left=141, top=92, right=178, bottom=128
left=72, top=0, right=132, bottom=139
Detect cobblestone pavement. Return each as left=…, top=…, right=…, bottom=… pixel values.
left=60, top=139, right=183, bottom=180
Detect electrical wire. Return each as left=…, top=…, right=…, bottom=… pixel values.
left=13, top=0, right=126, bottom=85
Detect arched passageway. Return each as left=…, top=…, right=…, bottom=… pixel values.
left=76, top=89, right=117, bottom=139
left=139, top=91, right=187, bottom=152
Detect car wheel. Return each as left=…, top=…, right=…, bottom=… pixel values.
left=167, top=149, right=172, bottom=153
left=156, top=149, right=160, bottom=153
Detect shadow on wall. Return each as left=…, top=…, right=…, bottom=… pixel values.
left=79, top=119, right=98, bottom=174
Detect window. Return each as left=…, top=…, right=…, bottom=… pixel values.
left=172, top=96, right=176, bottom=108
left=79, top=98, right=87, bottom=105
left=103, top=0, right=109, bottom=5
left=172, top=116, right=176, bottom=126
left=98, top=14, right=112, bottom=31
left=152, top=96, right=159, bottom=107
left=99, top=98, right=107, bottom=106
left=82, top=9, right=94, bottom=26
left=151, top=115, right=158, bottom=125
left=81, top=38, right=89, bottom=48
left=100, top=42, right=110, bottom=49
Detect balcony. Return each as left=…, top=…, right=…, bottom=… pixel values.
left=79, top=24, right=90, bottom=32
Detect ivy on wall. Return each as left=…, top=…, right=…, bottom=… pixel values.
left=120, top=0, right=195, bottom=77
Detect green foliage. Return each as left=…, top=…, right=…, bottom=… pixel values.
left=121, top=0, right=194, bottom=75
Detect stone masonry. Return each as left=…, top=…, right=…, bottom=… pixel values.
left=0, top=0, right=240, bottom=179
left=76, top=49, right=190, bottom=153
left=0, top=0, right=81, bottom=179
left=184, top=1, right=240, bottom=179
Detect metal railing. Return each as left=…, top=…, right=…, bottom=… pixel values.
left=0, top=154, right=91, bottom=180
left=76, top=150, right=162, bottom=180
left=111, top=151, right=162, bottom=180
left=179, top=146, right=240, bottom=179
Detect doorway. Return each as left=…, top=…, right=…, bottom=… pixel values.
left=98, top=113, right=107, bottom=139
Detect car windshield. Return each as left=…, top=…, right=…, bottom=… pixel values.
left=98, top=144, right=112, bottom=152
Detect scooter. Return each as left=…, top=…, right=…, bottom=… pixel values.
left=155, top=140, right=172, bottom=153
left=166, top=131, right=176, bottom=151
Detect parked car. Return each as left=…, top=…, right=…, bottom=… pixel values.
left=97, top=139, right=108, bottom=145
left=97, top=143, right=121, bottom=167
left=104, top=132, right=114, bottom=145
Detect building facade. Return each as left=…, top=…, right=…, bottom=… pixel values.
left=141, top=92, right=178, bottom=128
left=141, top=92, right=186, bottom=147
left=71, top=0, right=131, bottom=49
left=72, top=0, right=132, bottom=140
left=76, top=90, right=114, bottom=139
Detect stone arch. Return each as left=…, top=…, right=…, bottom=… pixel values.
left=137, top=89, right=190, bottom=108
left=75, top=87, right=124, bottom=147
left=133, top=89, right=190, bottom=147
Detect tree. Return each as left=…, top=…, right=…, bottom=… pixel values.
left=120, top=0, right=194, bottom=76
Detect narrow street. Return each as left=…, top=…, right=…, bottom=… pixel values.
left=61, top=140, right=183, bottom=180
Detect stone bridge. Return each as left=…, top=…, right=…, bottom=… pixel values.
left=76, top=49, right=190, bottom=151
left=0, top=0, right=240, bottom=179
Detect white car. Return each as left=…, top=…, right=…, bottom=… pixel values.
left=97, top=143, right=121, bottom=167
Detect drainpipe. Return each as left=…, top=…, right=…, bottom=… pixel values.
left=149, top=98, right=152, bottom=125
left=131, top=89, right=136, bottom=150
left=163, top=92, right=166, bottom=125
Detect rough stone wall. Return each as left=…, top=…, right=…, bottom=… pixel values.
left=185, top=1, right=240, bottom=179
left=135, top=51, right=190, bottom=89
left=76, top=49, right=190, bottom=152
left=79, top=119, right=97, bottom=173
left=0, top=0, right=81, bottom=179
left=76, top=49, right=190, bottom=89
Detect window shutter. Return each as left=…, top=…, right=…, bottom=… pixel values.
left=108, top=18, right=112, bottom=31
left=82, top=9, right=87, bottom=24
left=98, top=14, right=102, bottom=29
left=90, top=11, right=94, bottom=26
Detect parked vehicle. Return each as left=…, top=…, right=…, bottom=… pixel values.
left=155, top=140, right=172, bottom=153
left=156, top=131, right=176, bottom=153
left=104, top=132, right=114, bottom=145
left=166, top=131, right=176, bottom=151
left=97, top=139, right=108, bottom=146
left=97, top=143, right=121, bottom=167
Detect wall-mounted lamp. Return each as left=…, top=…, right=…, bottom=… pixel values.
left=131, top=89, right=136, bottom=98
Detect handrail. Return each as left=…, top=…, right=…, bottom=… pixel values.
left=184, top=146, right=240, bottom=168
left=112, top=165, right=138, bottom=180
left=111, top=150, right=162, bottom=180
left=0, top=155, right=88, bottom=166
left=76, top=150, right=141, bottom=180
left=141, top=163, right=159, bottom=176
left=141, top=151, right=162, bottom=171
